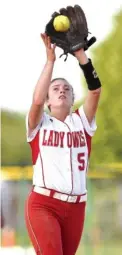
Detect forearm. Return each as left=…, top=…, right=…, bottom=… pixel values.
left=74, top=49, right=101, bottom=123
left=74, top=49, right=101, bottom=91
left=33, top=60, right=55, bottom=105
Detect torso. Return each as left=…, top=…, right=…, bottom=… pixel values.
left=29, top=111, right=92, bottom=195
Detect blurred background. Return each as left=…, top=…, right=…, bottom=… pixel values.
left=1, top=0, right=122, bottom=254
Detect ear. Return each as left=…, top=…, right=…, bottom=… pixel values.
left=45, top=98, right=51, bottom=111
left=71, top=95, right=74, bottom=106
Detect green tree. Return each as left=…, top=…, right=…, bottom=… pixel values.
left=1, top=10, right=122, bottom=166
left=1, top=110, right=31, bottom=166
left=89, top=10, right=122, bottom=165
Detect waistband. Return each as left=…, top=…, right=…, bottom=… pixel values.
left=33, top=186, right=87, bottom=203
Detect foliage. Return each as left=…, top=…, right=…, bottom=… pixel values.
left=1, top=10, right=122, bottom=166
left=1, top=110, right=31, bottom=166
left=88, top=10, right=122, bottom=165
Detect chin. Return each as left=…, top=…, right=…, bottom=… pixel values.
left=59, top=101, right=68, bottom=107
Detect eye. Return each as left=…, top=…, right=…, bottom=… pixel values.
left=54, top=87, right=58, bottom=91
left=65, top=87, right=70, bottom=91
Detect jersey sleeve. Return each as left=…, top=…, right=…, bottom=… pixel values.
left=25, top=112, right=44, bottom=142
left=77, top=105, right=97, bottom=137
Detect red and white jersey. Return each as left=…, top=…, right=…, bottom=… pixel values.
left=26, top=106, right=97, bottom=195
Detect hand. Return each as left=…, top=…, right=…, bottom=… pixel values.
left=41, top=33, right=56, bottom=62
left=74, top=48, right=88, bottom=65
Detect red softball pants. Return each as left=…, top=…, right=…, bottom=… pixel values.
left=25, top=190, right=86, bottom=255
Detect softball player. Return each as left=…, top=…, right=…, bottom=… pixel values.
left=25, top=33, right=101, bottom=255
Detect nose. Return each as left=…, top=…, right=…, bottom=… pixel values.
left=60, top=89, right=65, bottom=94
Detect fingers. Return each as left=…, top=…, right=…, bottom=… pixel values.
left=47, top=36, right=51, bottom=49
left=53, top=43, right=56, bottom=50
left=40, top=33, right=56, bottom=50
left=40, top=33, right=47, bottom=46
left=40, top=33, right=50, bottom=48
left=59, top=8, right=68, bottom=16
left=40, top=33, right=46, bottom=40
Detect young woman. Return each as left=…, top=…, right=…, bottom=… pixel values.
left=25, top=33, right=101, bottom=255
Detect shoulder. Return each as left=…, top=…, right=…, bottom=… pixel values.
left=73, top=105, right=97, bottom=137
left=25, top=111, right=50, bottom=142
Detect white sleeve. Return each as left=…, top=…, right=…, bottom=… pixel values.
left=25, top=112, right=44, bottom=143
left=78, top=105, right=97, bottom=137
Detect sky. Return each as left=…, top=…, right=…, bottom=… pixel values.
left=1, top=0, right=122, bottom=113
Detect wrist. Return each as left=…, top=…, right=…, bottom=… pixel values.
left=74, top=49, right=88, bottom=65
left=46, top=60, right=55, bottom=65
left=79, top=59, right=101, bottom=90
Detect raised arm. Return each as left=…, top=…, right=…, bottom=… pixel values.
left=74, top=49, right=101, bottom=124
left=28, top=34, right=56, bottom=132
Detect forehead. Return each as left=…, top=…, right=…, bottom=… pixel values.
left=50, top=79, right=70, bottom=87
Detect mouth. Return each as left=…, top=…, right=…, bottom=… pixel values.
left=59, top=95, right=66, bottom=99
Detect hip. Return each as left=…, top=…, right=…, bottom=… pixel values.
left=25, top=188, right=86, bottom=222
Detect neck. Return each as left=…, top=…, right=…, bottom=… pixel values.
left=50, top=108, right=70, bottom=122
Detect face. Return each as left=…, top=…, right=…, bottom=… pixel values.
left=47, top=79, right=74, bottom=111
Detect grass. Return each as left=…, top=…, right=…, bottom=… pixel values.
left=15, top=230, right=122, bottom=254
left=76, top=244, right=122, bottom=255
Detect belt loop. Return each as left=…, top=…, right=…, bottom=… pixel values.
left=32, top=185, right=35, bottom=192
left=50, top=190, right=55, bottom=198
left=76, top=195, right=81, bottom=203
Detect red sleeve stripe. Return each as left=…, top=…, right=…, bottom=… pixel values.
left=29, top=131, right=40, bottom=165
left=75, top=109, right=92, bottom=158
left=84, top=130, right=91, bottom=158
left=29, top=131, right=46, bottom=187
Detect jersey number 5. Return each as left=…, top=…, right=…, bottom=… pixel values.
left=77, top=153, right=85, bottom=171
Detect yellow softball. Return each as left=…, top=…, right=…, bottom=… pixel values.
left=53, top=15, right=70, bottom=32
